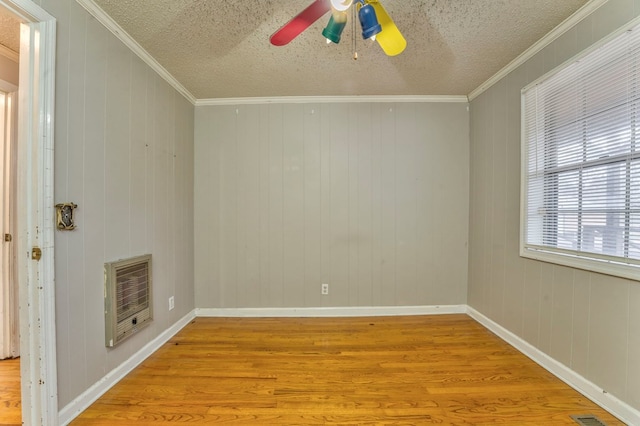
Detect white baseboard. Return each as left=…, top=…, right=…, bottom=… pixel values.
left=196, top=304, right=467, bottom=317
left=57, top=305, right=640, bottom=426
left=466, top=307, right=640, bottom=426
left=57, top=310, right=196, bottom=425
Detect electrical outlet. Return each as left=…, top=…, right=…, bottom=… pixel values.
left=321, top=283, right=329, bottom=295
left=168, top=296, right=175, bottom=311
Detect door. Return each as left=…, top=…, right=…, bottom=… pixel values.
left=0, top=87, right=18, bottom=360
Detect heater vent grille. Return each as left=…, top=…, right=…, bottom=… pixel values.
left=105, top=254, right=152, bottom=347
left=570, top=415, right=608, bottom=426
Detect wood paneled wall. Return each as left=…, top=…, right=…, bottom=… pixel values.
left=44, top=0, right=195, bottom=409
left=195, top=102, right=469, bottom=309
left=468, top=0, right=640, bottom=413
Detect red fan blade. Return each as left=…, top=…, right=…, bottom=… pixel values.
left=270, top=0, right=331, bottom=46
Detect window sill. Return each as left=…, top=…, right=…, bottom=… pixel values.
left=520, top=246, right=640, bottom=283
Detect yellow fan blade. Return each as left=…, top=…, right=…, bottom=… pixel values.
left=370, top=0, right=406, bottom=56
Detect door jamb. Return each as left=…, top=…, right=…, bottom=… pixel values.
left=0, top=1, right=57, bottom=424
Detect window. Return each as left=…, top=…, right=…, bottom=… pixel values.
left=521, top=20, right=640, bottom=280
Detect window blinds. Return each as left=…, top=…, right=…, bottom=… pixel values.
left=523, top=21, right=640, bottom=268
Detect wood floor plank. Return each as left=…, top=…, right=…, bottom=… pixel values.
left=71, top=315, right=624, bottom=425
left=0, top=357, right=21, bottom=426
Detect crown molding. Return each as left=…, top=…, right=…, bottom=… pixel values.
left=195, top=95, right=468, bottom=106
left=467, top=0, right=609, bottom=101
left=76, top=0, right=606, bottom=105
left=0, top=44, right=19, bottom=63
left=74, top=0, right=196, bottom=105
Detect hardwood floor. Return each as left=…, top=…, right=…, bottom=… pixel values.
left=72, top=315, right=623, bottom=425
left=0, top=357, right=20, bottom=426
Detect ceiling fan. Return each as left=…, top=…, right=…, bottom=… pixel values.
left=270, top=0, right=406, bottom=57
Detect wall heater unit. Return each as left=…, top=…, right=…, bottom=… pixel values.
left=104, top=254, right=152, bottom=347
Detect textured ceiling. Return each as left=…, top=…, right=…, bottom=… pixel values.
left=89, top=0, right=589, bottom=99
left=0, top=5, right=21, bottom=54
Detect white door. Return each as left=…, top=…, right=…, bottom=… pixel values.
left=0, top=87, right=19, bottom=360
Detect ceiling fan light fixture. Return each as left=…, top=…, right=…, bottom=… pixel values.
left=322, top=14, right=347, bottom=44
left=269, top=0, right=405, bottom=56
left=330, top=0, right=353, bottom=12
left=358, top=3, right=382, bottom=40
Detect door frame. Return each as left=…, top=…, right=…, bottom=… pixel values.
left=0, top=1, right=57, bottom=424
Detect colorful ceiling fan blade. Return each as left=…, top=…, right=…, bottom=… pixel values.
left=270, top=0, right=331, bottom=46
left=370, top=0, right=406, bottom=56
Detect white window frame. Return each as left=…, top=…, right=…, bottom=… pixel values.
left=520, top=16, right=640, bottom=282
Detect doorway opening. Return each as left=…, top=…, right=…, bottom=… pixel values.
left=1, top=86, right=19, bottom=360
left=0, top=11, right=20, bottom=425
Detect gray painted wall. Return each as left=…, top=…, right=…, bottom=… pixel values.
left=36, top=0, right=195, bottom=408
left=195, top=102, right=469, bottom=309
left=468, top=0, right=640, bottom=412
